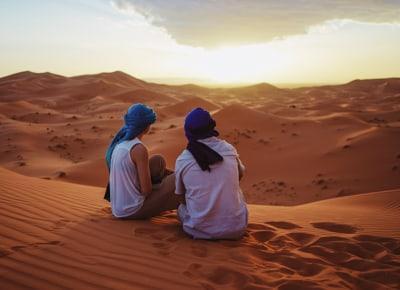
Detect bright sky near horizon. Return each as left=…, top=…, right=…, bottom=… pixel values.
left=1, top=0, right=400, bottom=85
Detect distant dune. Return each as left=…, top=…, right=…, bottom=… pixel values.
left=0, top=71, right=399, bottom=204
left=160, top=96, right=220, bottom=117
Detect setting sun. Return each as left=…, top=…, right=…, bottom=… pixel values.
left=198, top=44, right=287, bottom=84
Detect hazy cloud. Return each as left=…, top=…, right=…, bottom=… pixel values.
left=111, top=0, right=400, bottom=47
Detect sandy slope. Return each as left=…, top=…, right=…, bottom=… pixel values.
left=1, top=71, right=400, bottom=289
left=0, top=167, right=399, bottom=290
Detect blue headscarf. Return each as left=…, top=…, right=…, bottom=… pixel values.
left=184, top=108, right=223, bottom=171
left=105, top=103, right=156, bottom=169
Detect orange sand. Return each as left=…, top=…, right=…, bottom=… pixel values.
left=0, top=71, right=399, bottom=289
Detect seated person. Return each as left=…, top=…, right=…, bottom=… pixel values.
left=175, top=107, right=248, bottom=239
left=105, top=103, right=178, bottom=219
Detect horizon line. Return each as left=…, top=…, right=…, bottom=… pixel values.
left=1, top=70, right=399, bottom=90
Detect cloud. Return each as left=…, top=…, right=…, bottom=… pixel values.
left=111, top=0, right=400, bottom=47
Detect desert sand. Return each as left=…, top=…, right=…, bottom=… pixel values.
left=0, top=71, right=399, bottom=289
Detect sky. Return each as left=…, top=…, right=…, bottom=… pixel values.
left=1, top=0, right=400, bottom=85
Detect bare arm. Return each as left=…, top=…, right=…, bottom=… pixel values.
left=237, top=157, right=245, bottom=181
left=130, top=144, right=152, bottom=196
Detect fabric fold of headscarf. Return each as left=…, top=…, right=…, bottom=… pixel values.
left=104, top=103, right=156, bottom=201
left=185, top=107, right=223, bottom=171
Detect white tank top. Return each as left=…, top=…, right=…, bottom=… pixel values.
left=110, top=138, right=145, bottom=217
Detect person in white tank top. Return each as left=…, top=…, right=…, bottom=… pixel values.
left=105, top=103, right=179, bottom=219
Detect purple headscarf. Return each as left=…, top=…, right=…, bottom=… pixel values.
left=184, top=108, right=223, bottom=171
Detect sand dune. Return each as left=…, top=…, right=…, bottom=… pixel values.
left=57, top=158, right=108, bottom=187
left=1, top=71, right=400, bottom=289
left=72, top=71, right=149, bottom=88
left=226, top=83, right=292, bottom=101
left=0, top=167, right=399, bottom=289
left=160, top=96, right=220, bottom=117
left=107, top=88, right=178, bottom=104
left=0, top=71, right=67, bottom=95
left=0, top=100, right=56, bottom=116
left=0, top=72, right=399, bottom=204
left=0, top=100, right=79, bottom=124
left=210, top=104, right=400, bottom=205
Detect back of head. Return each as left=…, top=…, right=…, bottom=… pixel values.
left=184, top=107, right=223, bottom=171
left=124, top=103, right=157, bottom=137
left=105, top=103, right=156, bottom=170
left=184, top=107, right=219, bottom=141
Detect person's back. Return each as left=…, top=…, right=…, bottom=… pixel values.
left=105, top=103, right=179, bottom=220
left=176, top=137, right=248, bottom=239
left=110, top=138, right=144, bottom=218
left=175, top=107, right=248, bottom=239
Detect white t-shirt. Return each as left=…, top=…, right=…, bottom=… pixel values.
left=175, top=137, right=248, bottom=239
left=110, top=138, right=145, bottom=218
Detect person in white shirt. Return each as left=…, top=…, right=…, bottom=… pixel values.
left=175, top=107, right=248, bottom=239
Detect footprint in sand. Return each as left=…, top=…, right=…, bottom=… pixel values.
left=247, top=222, right=276, bottom=231
left=268, top=234, right=301, bottom=250
left=134, top=226, right=184, bottom=244
left=152, top=242, right=172, bottom=256
left=251, top=230, right=277, bottom=243
left=183, top=263, right=203, bottom=278
left=133, top=227, right=155, bottom=237
left=277, top=280, right=321, bottom=290
left=265, top=221, right=302, bottom=230
left=311, top=222, right=358, bottom=234
left=359, top=269, right=400, bottom=287
left=286, top=232, right=317, bottom=246
left=148, top=231, right=170, bottom=240
left=184, top=263, right=251, bottom=290
left=276, top=254, right=326, bottom=277
left=354, top=234, right=400, bottom=254
left=191, top=244, right=208, bottom=257
left=299, top=234, right=397, bottom=266
left=205, top=266, right=250, bottom=288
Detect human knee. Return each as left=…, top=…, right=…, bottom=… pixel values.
left=149, top=154, right=166, bottom=184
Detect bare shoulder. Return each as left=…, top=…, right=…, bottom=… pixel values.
left=130, top=143, right=149, bottom=161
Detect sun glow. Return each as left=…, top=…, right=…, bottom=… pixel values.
left=196, top=44, right=288, bottom=84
